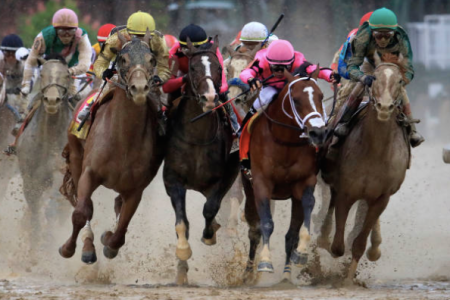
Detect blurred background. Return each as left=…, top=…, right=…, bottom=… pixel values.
left=1, top=0, right=450, bottom=141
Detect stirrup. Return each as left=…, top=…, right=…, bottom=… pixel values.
left=410, top=133, right=424, bottom=148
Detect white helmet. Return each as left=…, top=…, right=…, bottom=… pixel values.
left=15, top=47, right=29, bottom=61
left=267, top=34, right=279, bottom=45
left=240, top=22, right=268, bottom=42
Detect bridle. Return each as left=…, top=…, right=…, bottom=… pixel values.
left=259, top=75, right=326, bottom=139
left=187, top=49, right=222, bottom=103
left=40, top=60, right=70, bottom=100
left=366, top=62, right=403, bottom=109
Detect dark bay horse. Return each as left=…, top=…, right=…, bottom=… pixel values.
left=242, top=67, right=328, bottom=283
left=59, top=31, right=164, bottom=264
left=16, top=55, right=73, bottom=240
left=319, top=53, right=410, bottom=283
left=163, top=36, right=240, bottom=285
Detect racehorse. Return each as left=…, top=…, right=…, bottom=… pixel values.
left=16, top=55, right=72, bottom=242
left=242, top=67, right=328, bottom=283
left=222, top=44, right=261, bottom=235
left=319, top=53, right=410, bottom=283
left=163, top=36, right=240, bottom=285
left=59, top=31, right=164, bottom=264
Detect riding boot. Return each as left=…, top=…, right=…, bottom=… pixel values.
left=78, top=101, right=93, bottom=121
left=333, top=93, right=364, bottom=138
left=240, top=159, right=253, bottom=181
left=237, top=106, right=256, bottom=135
left=408, top=122, right=424, bottom=148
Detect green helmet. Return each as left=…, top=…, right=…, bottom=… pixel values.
left=369, top=8, right=398, bottom=30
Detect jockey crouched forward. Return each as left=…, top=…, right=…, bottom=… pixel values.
left=161, top=24, right=240, bottom=146
left=238, top=39, right=340, bottom=173
left=333, top=7, right=424, bottom=148
left=88, top=11, right=170, bottom=134
left=17, top=8, right=91, bottom=134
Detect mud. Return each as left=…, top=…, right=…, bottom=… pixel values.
left=0, top=143, right=450, bottom=299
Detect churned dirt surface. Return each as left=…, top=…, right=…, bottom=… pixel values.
left=1, top=143, right=450, bottom=299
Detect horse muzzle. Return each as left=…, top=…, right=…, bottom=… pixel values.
left=127, top=67, right=150, bottom=106
left=308, top=126, right=328, bottom=148
left=375, top=102, right=395, bottom=121
left=200, top=95, right=216, bottom=113
left=43, top=100, right=61, bottom=115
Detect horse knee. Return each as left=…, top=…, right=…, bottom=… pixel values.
left=261, top=219, right=274, bottom=235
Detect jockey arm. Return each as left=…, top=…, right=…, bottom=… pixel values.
left=93, top=30, right=121, bottom=79
left=239, top=61, right=258, bottom=84
left=305, top=64, right=333, bottom=82
left=21, top=33, right=46, bottom=93
left=347, top=27, right=370, bottom=82
left=68, top=34, right=91, bottom=76
left=149, top=33, right=171, bottom=82
left=399, top=35, right=414, bottom=84
left=162, top=75, right=184, bottom=94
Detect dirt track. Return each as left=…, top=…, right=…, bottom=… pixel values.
left=1, top=143, right=450, bottom=299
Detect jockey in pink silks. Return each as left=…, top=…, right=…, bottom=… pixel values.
left=239, top=39, right=340, bottom=128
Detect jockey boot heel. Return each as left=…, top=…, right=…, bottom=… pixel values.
left=333, top=95, right=362, bottom=138
left=409, top=122, right=424, bottom=148
left=240, top=159, right=252, bottom=181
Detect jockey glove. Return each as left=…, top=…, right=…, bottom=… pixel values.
left=153, top=75, right=163, bottom=86
left=102, top=69, right=115, bottom=81
left=361, top=75, right=376, bottom=87
left=331, top=72, right=341, bottom=84
left=248, top=78, right=261, bottom=90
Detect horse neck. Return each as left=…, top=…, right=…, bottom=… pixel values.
left=176, top=91, right=218, bottom=137
left=108, top=89, right=155, bottom=140
left=358, top=102, right=400, bottom=153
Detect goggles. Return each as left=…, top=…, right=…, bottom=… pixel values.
left=373, top=30, right=395, bottom=40
left=56, top=28, right=77, bottom=37
left=270, top=64, right=290, bottom=73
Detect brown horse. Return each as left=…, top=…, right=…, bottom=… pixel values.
left=242, top=67, right=328, bottom=283
left=163, top=36, right=240, bottom=285
left=59, top=31, right=164, bottom=264
left=319, top=53, right=410, bottom=283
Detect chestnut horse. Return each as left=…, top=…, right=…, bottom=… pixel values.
left=163, top=36, right=240, bottom=285
left=59, top=31, right=164, bottom=264
left=242, top=67, right=328, bottom=283
left=319, top=53, right=410, bottom=283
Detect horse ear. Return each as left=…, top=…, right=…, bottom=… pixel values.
left=143, top=28, right=152, bottom=45
left=211, top=35, right=219, bottom=53
left=186, top=37, right=195, bottom=54
left=283, top=68, right=295, bottom=82
left=117, top=30, right=127, bottom=47
left=312, top=63, right=320, bottom=80
left=374, top=51, right=382, bottom=66
left=250, top=43, right=262, bottom=57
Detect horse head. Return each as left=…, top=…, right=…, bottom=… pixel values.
left=226, top=44, right=261, bottom=116
left=39, top=54, right=71, bottom=114
left=283, top=66, right=327, bottom=147
left=113, top=29, right=155, bottom=106
left=185, top=35, right=222, bottom=113
left=371, top=51, right=406, bottom=121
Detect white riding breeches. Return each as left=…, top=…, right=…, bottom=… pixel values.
left=253, top=86, right=281, bottom=111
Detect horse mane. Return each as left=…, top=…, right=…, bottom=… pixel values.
left=44, top=53, right=67, bottom=65
left=294, top=61, right=313, bottom=77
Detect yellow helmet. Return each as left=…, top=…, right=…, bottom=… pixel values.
left=127, top=11, right=155, bottom=35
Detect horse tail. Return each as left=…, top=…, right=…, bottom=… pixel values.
left=59, top=143, right=77, bottom=207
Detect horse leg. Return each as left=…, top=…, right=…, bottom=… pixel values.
left=346, top=200, right=368, bottom=252
left=22, top=181, right=45, bottom=247
left=101, top=190, right=143, bottom=259
left=331, top=193, right=353, bottom=258
left=113, top=195, right=123, bottom=230
left=281, top=196, right=304, bottom=283
left=347, top=196, right=389, bottom=283
left=242, top=175, right=261, bottom=284
left=317, top=188, right=335, bottom=250
left=59, top=168, right=100, bottom=264
left=253, top=177, right=274, bottom=273
left=366, top=218, right=382, bottom=261
left=227, top=174, right=244, bottom=236
left=291, top=185, right=316, bottom=268
left=166, top=183, right=190, bottom=285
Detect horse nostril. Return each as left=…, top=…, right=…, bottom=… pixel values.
left=376, top=102, right=382, bottom=109
left=144, top=85, right=150, bottom=93
left=56, top=97, right=61, bottom=102
left=130, top=85, right=137, bottom=95
left=309, top=130, right=318, bottom=139
left=389, top=104, right=394, bottom=111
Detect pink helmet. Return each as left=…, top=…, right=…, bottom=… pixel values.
left=52, top=8, right=78, bottom=28
left=266, top=40, right=295, bottom=65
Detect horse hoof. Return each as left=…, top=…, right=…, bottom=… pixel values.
left=290, top=250, right=308, bottom=266
left=366, top=247, right=381, bottom=261
left=176, top=246, right=192, bottom=261
left=59, top=245, right=75, bottom=258
left=257, top=261, right=274, bottom=273
left=201, top=236, right=217, bottom=246
left=81, top=251, right=97, bottom=264
left=103, top=246, right=119, bottom=259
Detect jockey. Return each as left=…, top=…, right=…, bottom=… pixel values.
left=21, top=8, right=92, bottom=98
left=92, top=23, right=116, bottom=62
left=0, top=34, right=27, bottom=95
left=94, top=11, right=170, bottom=87
left=333, top=7, right=424, bottom=147
left=235, top=22, right=268, bottom=51
left=164, top=34, right=178, bottom=50
left=239, top=40, right=340, bottom=129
